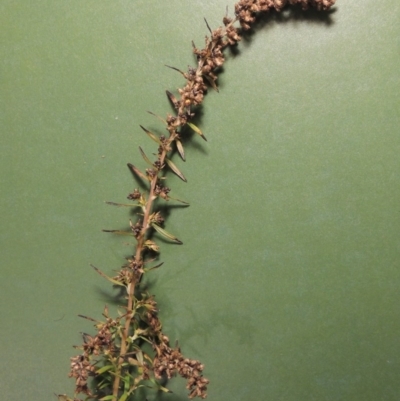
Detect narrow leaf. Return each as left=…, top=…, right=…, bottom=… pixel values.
left=91, top=264, right=125, bottom=287
left=139, top=146, right=153, bottom=165
left=151, top=223, right=183, bottom=244
left=105, top=201, right=141, bottom=208
left=119, top=393, right=129, bottom=401
left=77, top=314, right=98, bottom=322
left=150, top=378, right=172, bottom=394
left=99, top=381, right=110, bottom=390
left=140, top=125, right=161, bottom=145
left=168, top=195, right=190, bottom=205
left=166, top=90, right=179, bottom=109
left=204, top=17, right=212, bottom=34
left=128, top=357, right=139, bottom=366
left=57, top=395, right=72, bottom=401
left=127, top=163, right=150, bottom=182
left=187, top=122, right=207, bottom=141
left=147, top=110, right=166, bottom=125
left=158, top=385, right=173, bottom=393
left=102, top=229, right=134, bottom=236
left=100, top=396, right=116, bottom=401
left=165, top=158, right=187, bottom=182
left=96, top=365, right=114, bottom=375
left=144, top=262, right=164, bottom=272
left=165, top=64, right=186, bottom=77
left=176, top=139, right=185, bottom=161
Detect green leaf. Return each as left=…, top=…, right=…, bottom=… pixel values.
left=187, top=122, right=207, bottom=141
left=99, top=396, right=115, bottom=401
left=138, top=335, right=153, bottom=344
left=119, top=393, right=129, bottom=401
left=140, top=125, right=161, bottom=145
left=150, top=378, right=173, bottom=394
left=99, top=381, right=112, bottom=390
left=91, top=264, right=125, bottom=287
left=123, top=373, right=131, bottom=389
left=159, top=385, right=173, bottom=393
left=151, top=223, right=183, bottom=244
left=139, top=146, right=153, bottom=165
left=176, top=139, right=185, bottom=161
left=127, top=163, right=150, bottom=182
left=165, top=158, right=187, bottom=182
left=96, top=365, right=114, bottom=375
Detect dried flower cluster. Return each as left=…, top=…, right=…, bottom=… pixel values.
left=59, top=0, right=336, bottom=400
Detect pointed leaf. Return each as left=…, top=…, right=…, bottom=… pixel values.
left=77, top=314, right=98, bottom=322
left=151, top=223, right=183, bottom=244
left=91, top=264, right=125, bottom=287
left=96, top=365, right=114, bottom=375
left=166, top=90, right=179, bottom=109
left=165, top=158, right=187, bottom=182
left=187, top=122, right=207, bottom=141
left=119, top=393, right=129, bottom=401
left=147, top=110, right=166, bottom=125
left=105, top=201, right=141, bottom=208
left=137, top=335, right=153, bottom=345
left=150, top=378, right=173, bottom=394
left=102, top=229, right=134, bottom=236
left=158, top=385, right=173, bottom=393
left=57, top=395, right=72, bottom=401
left=140, top=125, right=161, bottom=145
left=165, top=64, right=186, bottom=77
left=143, top=353, right=153, bottom=364
left=204, top=17, right=212, bottom=34
left=168, top=195, right=190, bottom=205
left=128, top=357, right=140, bottom=366
left=176, top=139, right=185, bottom=161
left=139, top=146, right=153, bottom=165
left=144, top=262, right=164, bottom=272
left=127, top=163, right=150, bottom=182
left=100, top=396, right=116, bottom=401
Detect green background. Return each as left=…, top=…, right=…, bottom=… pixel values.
left=1, top=1, right=399, bottom=400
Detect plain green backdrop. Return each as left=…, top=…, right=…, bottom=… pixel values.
left=1, top=1, right=400, bottom=400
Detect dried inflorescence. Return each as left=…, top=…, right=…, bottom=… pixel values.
left=153, top=342, right=209, bottom=399
left=69, top=355, right=95, bottom=397
left=68, top=309, right=120, bottom=398
left=148, top=311, right=209, bottom=399
left=61, top=1, right=336, bottom=400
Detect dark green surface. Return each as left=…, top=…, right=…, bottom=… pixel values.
left=1, top=1, right=400, bottom=400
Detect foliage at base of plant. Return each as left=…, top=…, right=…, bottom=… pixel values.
left=59, top=0, right=336, bottom=400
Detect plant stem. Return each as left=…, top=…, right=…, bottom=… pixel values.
left=111, top=143, right=174, bottom=399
